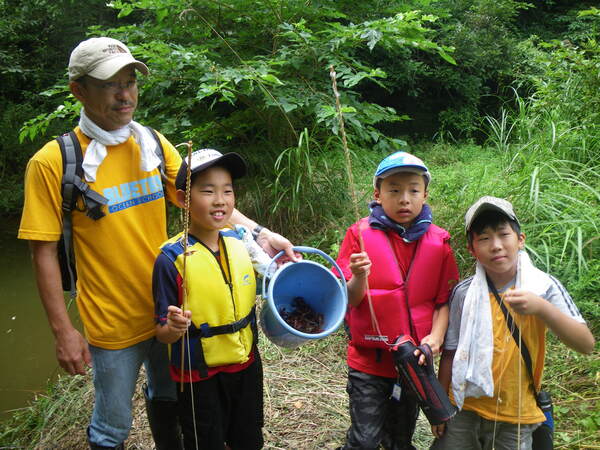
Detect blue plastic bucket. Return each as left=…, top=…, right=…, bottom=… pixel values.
left=260, top=246, right=348, bottom=348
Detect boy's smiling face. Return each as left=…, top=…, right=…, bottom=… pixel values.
left=374, top=172, right=428, bottom=227
left=177, top=166, right=235, bottom=235
left=468, top=222, right=525, bottom=286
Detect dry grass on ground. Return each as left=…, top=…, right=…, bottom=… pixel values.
left=32, top=330, right=433, bottom=449
left=11, top=327, right=597, bottom=449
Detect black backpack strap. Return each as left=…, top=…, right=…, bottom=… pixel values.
left=57, top=132, right=109, bottom=297
left=57, top=132, right=82, bottom=298
left=58, top=132, right=108, bottom=220
left=59, top=131, right=82, bottom=213
left=486, top=276, right=536, bottom=393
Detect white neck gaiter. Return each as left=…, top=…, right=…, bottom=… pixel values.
left=79, top=108, right=161, bottom=182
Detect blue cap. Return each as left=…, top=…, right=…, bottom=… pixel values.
left=373, top=151, right=431, bottom=188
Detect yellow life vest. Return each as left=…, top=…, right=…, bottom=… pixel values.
left=161, top=229, right=257, bottom=372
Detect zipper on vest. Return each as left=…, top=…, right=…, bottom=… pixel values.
left=194, top=235, right=237, bottom=318
left=218, top=235, right=237, bottom=318
left=219, top=236, right=247, bottom=349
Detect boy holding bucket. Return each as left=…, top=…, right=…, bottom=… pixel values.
left=430, top=196, right=594, bottom=449
left=153, top=149, right=264, bottom=449
left=334, top=151, right=460, bottom=449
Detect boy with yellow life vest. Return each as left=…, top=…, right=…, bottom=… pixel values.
left=334, top=151, right=460, bottom=449
left=153, top=149, right=263, bottom=449
left=430, top=196, right=595, bottom=450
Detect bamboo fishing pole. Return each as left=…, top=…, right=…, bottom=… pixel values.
left=176, top=140, right=194, bottom=392
left=329, top=66, right=388, bottom=344
left=174, top=140, right=201, bottom=449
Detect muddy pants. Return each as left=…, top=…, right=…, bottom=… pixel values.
left=342, top=368, right=419, bottom=450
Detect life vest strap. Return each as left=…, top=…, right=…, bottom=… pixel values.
left=187, top=307, right=257, bottom=379
left=188, top=307, right=256, bottom=338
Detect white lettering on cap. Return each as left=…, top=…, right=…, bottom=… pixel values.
left=190, top=149, right=223, bottom=170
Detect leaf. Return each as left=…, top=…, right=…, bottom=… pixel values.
left=360, top=29, right=383, bottom=51
left=437, top=49, right=457, bottom=65
left=261, top=74, right=284, bottom=85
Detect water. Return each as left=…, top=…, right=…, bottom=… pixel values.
left=0, top=216, right=81, bottom=421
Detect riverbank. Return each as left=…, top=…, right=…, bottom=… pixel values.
left=1, top=324, right=598, bottom=449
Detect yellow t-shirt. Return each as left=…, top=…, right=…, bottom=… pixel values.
left=18, top=127, right=182, bottom=349
left=452, top=292, right=546, bottom=424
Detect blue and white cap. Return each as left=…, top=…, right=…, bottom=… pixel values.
left=373, top=151, right=431, bottom=188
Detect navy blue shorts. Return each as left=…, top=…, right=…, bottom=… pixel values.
left=177, top=352, right=264, bottom=450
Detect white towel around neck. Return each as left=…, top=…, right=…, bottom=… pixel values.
left=79, top=108, right=161, bottom=182
left=451, top=250, right=553, bottom=409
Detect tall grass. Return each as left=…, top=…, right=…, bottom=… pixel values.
left=0, top=374, right=93, bottom=447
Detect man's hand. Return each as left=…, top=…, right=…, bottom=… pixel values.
left=256, top=229, right=300, bottom=263
left=503, top=289, right=545, bottom=316
left=55, top=327, right=92, bottom=376
left=29, top=240, right=91, bottom=376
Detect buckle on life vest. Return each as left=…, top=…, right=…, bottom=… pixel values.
left=199, top=322, right=213, bottom=338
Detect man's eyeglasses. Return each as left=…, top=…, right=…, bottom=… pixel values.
left=84, top=79, right=139, bottom=93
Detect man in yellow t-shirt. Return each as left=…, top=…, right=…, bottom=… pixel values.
left=18, top=37, right=296, bottom=450
left=431, top=197, right=594, bottom=450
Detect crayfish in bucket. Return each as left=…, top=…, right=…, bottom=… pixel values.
left=279, top=297, right=324, bottom=334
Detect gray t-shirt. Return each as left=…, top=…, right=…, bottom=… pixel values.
left=445, top=274, right=586, bottom=351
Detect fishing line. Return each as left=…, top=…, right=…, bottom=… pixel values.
left=491, top=257, right=525, bottom=449
left=329, top=66, right=390, bottom=346
left=175, top=140, right=199, bottom=450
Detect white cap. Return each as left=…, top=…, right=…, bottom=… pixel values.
left=464, top=196, right=519, bottom=232
left=68, top=37, right=149, bottom=81
left=175, top=149, right=247, bottom=190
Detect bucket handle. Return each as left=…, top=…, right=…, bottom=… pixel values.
left=261, top=246, right=347, bottom=300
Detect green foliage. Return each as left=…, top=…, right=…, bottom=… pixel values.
left=543, top=333, right=599, bottom=448
left=0, top=0, right=122, bottom=214
left=16, top=0, right=459, bottom=230
left=99, top=1, right=454, bottom=155
left=516, top=38, right=600, bottom=130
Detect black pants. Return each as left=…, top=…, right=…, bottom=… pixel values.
left=177, top=354, right=264, bottom=450
left=343, top=368, right=418, bottom=450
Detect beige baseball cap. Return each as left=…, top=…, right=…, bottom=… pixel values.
left=464, top=196, right=519, bottom=232
left=68, top=37, right=149, bottom=81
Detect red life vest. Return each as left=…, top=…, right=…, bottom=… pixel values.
left=346, top=218, right=450, bottom=349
